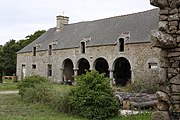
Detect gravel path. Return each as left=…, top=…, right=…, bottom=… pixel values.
left=0, top=90, right=19, bottom=94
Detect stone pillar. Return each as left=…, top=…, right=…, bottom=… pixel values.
left=109, top=69, right=114, bottom=86
left=150, top=0, right=180, bottom=119
left=59, top=68, right=64, bottom=83
left=73, top=68, right=79, bottom=77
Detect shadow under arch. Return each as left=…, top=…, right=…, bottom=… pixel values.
left=94, top=57, right=109, bottom=77
left=62, top=58, right=74, bottom=81
left=77, top=58, right=90, bottom=75
left=113, top=57, right=131, bottom=86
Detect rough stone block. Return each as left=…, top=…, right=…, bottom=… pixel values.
left=168, top=14, right=179, bottom=21
left=159, top=21, right=169, bottom=31
left=169, top=8, right=178, bottom=14
left=172, top=61, right=180, bottom=68
left=157, top=100, right=170, bottom=110
left=171, top=84, right=180, bottom=93
left=169, top=75, right=180, bottom=84
left=160, top=15, right=168, bottom=20
left=151, top=30, right=177, bottom=49
left=160, top=9, right=169, bottom=15
left=156, top=91, right=169, bottom=101
left=150, top=0, right=168, bottom=8
left=152, top=111, right=170, bottom=120
left=168, top=52, right=180, bottom=57
left=169, top=21, right=178, bottom=26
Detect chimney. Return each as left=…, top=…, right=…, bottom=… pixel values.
left=56, top=15, right=69, bottom=31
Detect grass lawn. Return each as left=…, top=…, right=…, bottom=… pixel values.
left=0, top=81, right=152, bottom=120
left=0, top=79, right=18, bottom=91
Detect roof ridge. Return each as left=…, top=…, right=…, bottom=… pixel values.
left=68, top=8, right=159, bottom=25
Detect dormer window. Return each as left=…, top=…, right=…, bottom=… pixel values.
left=33, top=47, right=36, bottom=56
left=80, top=41, right=86, bottom=54
left=119, top=38, right=124, bottom=52
left=48, top=45, right=52, bottom=55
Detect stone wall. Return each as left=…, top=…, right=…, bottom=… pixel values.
left=150, top=0, right=180, bottom=120
left=17, top=42, right=160, bottom=84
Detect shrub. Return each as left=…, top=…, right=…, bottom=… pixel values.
left=50, top=87, right=72, bottom=113
left=21, top=82, right=53, bottom=104
left=18, top=75, right=48, bottom=97
left=123, top=79, right=158, bottom=94
left=69, top=70, right=119, bottom=120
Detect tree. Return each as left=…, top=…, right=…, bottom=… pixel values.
left=0, top=30, right=46, bottom=76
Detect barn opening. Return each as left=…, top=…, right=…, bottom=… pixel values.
left=94, top=58, right=109, bottom=77
left=78, top=58, right=90, bottom=75
left=63, top=59, right=74, bottom=82
left=113, top=57, right=131, bottom=86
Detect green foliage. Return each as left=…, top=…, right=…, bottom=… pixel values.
left=69, top=70, right=119, bottom=120
left=49, top=86, right=72, bottom=113
left=0, top=30, right=46, bottom=76
left=18, top=75, right=48, bottom=97
left=22, top=82, right=53, bottom=104
left=122, top=80, right=158, bottom=94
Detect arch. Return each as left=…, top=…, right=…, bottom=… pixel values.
left=77, top=58, right=90, bottom=75
left=113, top=57, right=131, bottom=86
left=63, top=59, right=74, bottom=81
left=94, top=57, right=109, bottom=77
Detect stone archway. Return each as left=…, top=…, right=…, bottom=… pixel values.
left=77, top=58, right=90, bottom=75
left=94, top=58, right=109, bottom=77
left=63, top=59, right=74, bottom=81
left=113, top=57, right=131, bottom=86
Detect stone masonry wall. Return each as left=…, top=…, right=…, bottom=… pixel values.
left=150, top=0, right=180, bottom=120
left=17, top=43, right=160, bottom=84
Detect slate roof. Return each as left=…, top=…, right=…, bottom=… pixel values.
left=18, top=8, right=159, bottom=53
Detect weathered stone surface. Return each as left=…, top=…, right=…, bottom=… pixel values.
left=159, top=21, right=169, bottom=31
left=168, top=14, right=179, bottom=21
left=169, top=25, right=177, bottom=30
left=172, top=61, right=180, bottom=68
left=159, top=85, right=170, bottom=93
left=177, top=36, right=180, bottom=42
left=171, top=95, right=180, bottom=101
left=160, top=9, right=169, bottom=15
left=160, top=15, right=168, bottom=20
left=158, top=68, right=167, bottom=84
left=169, top=8, right=178, bottom=14
left=150, top=0, right=168, bottom=8
left=151, top=30, right=177, bottom=48
left=171, top=84, right=180, bottom=93
left=169, top=74, right=180, bottom=84
left=157, top=100, right=170, bottom=110
left=169, top=21, right=178, bottom=26
left=168, top=52, right=180, bottom=57
left=152, top=111, right=170, bottom=120
left=156, top=91, right=169, bottom=101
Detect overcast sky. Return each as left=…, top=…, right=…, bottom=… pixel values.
left=0, top=0, right=155, bottom=45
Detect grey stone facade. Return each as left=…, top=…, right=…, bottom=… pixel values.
left=17, top=9, right=161, bottom=86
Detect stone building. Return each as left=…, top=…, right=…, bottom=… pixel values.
left=16, top=9, right=161, bottom=86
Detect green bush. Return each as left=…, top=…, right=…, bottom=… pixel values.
left=22, top=82, right=53, bottom=104
left=50, top=88, right=72, bottom=113
left=18, top=75, right=48, bottom=97
left=69, top=70, right=119, bottom=120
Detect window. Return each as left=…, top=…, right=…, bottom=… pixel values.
left=148, top=62, right=158, bottom=69
left=80, top=41, right=86, bottom=54
left=48, top=45, right=52, bottom=55
left=32, top=64, right=36, bottom=69
left=48, top=64, right=52, bottom=76
left=33, top=47, right=36, bottom=56
left=119, top=38, right=124, bottom=52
